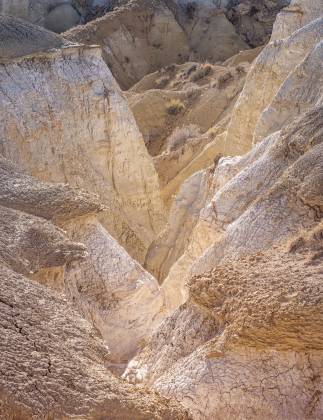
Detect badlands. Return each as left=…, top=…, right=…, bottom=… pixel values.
left=0, top=0, right=322, bottom=419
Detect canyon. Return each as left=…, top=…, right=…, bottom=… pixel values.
left=0, top=0, right=322, bottom=419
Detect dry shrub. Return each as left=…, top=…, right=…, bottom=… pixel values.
left=186, top=64, right=198, bottom=76
left=166, top=99, right=185, bottom=115
left=185, top=85, right=201, bottom=99
left=190, top=63, right=213, bottom=82
left=155, top=76, right=170, bottom=89
left=217, top=70, right=233, bottom=88
left=167, top=124, right=201, bottom=151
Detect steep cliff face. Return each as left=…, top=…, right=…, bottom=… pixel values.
left=63, top=216, right=166, bottom=366
left=0, top=153, right=166, bottom=367
left=145, top=2, right=323, bottom=313
left=0, top=24, right=165, bottom=263
left=64, top=0, right=288, bottom=89
left=0, top=18, right=169, bottom=368
left=123, top=2, right=323, bottom=417
left=271, top=0, right=323, bottom=40
left=65, top=0, right=190, bottom=89
left=0, top=158, right=190, bottom=419
left=225, top=14, right=323, bottom=154
left=126, top=229, right=323, bottom=419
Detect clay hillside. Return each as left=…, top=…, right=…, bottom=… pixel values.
left=0, top=0, right=322, bottom=419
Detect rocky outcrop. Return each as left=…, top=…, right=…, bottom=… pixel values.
left=0, top=0, right=83, bottom=32
left=158, top=152, right=246, bottom=309
left=159, top=102, right=322, bottom=313
left=0, top=0, right=115, bottom=32
left=0, top=23, right=165, bottom=263
left=0, top=155, right=97, bottom=277
left=63, top=216, right=166, bottom=367
left=125, top=228, right=323, bottom=418
left=145, top=167, right=214, bottom=281
left=192, top=106, right=323, bottom=276
left=225, top=0, right=291, bottom=46
left=1, top=1, right=323, bottom=419
left=225, top=15, right=323, bottom=154
left=168, top=0, right=290, bottom=57
left=0, top=265, right=190, bottom=419
left=0, top=156, right=190, bottom=419
left=271, top=0, right=323, bottom=40
left=0, top=17, right=169, bottom=367
left=254, top=38, right=323, bottom=143
left=65, top=0, right=190, bottom=89
left=123, top=4, right=323, bottom=417
left=152, top=1, right=323, bottom=307
left=0, top=15, right=66, bottom=59
left=64, top=0, right=287, bottom=89
left=0, top=0, right=290, bottom=86
left=169, top=0, right=248, bottom=63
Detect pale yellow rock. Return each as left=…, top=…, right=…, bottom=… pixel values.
left=0, top=43, right=165, bottom=262
left=161, top=132, right=227, bottom=208
left=125, top=224, right=323, bottom=419
left=145, top=168, right=213, bottom=282
left=254, top=39, right=323, bottom=143
left=161, top=153, right=244, bottom=311
left=224, top=17, right=323, bottom=155
left=0, top=158, right=189, bottom=419
left=63, top=216, right=166, bottom=366
left=271, top=0, right=323, bottom=41
left=153, top=22, right=323, bottom=310
left=0, top=20, right=170, bottom=368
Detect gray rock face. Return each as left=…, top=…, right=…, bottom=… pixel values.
left=0, top=15, right=66, bottom=59
left=44, top=3, right=81, bottom=33
left=0, top=0, right=83, bottom=32
left=0, top=155, right=99, bottom=274
left=225, top=0, right=291, bottom=46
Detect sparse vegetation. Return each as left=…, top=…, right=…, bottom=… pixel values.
left=185, top=85, right=201, bottom=99
left=236, top=63, right=247, bottom=74
left=217, top=70, right=233, bottom=89
left=155, top=76, right=170, bottom=89
left=189, top=63, right=213, bottom=82
left=166, top=99, right=186, bottom=115
left=167, top=124, right=201, bottom=151
left=186, top=64, right=197, bottom=76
